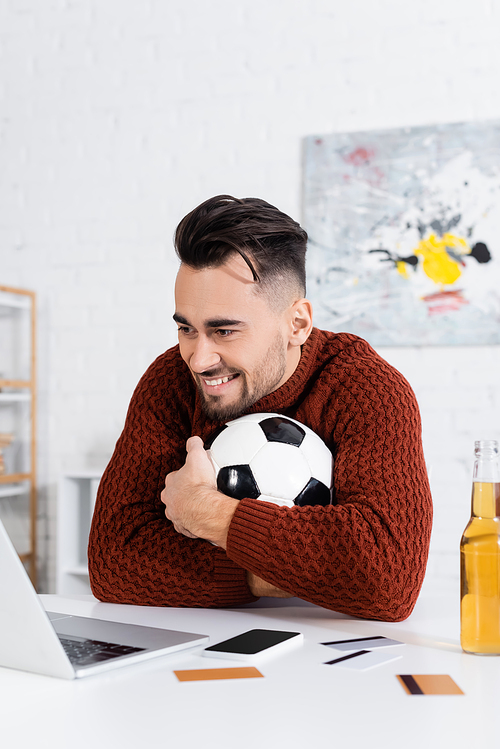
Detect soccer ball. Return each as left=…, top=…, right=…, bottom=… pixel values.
left=205, top=413, right=333, bottom=508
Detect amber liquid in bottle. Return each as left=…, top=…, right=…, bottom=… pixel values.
left=460, top=475, right=500, bottom=655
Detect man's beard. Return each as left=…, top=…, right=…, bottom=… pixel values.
left=195, top=332, right=288, bottom=422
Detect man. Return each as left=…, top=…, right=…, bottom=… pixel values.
left=88, top=195, right=432, bottom=621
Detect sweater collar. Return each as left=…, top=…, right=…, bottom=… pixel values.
left=243, top=327, right=322, bottom=415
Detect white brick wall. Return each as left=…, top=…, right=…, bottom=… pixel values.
left=1, top=0, right=499, bottom=591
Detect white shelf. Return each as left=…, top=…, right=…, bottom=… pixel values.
left=0, top=484, right=28, bottom=499
left=57, top=472, right=103, bottom=595
left=0, top=294, right=31, bottom=310
left=64, top=469, right=105, bottom=479
left=64, top=565, right=90, bottom=577
left=0, top=393, right=31, bottom=403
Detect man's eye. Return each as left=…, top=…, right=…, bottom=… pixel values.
left=216, top=329, right=233, bottom=337
left=177, top=326, right=194, bottom=336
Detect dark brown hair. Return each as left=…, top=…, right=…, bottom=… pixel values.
left=174, top=195, right=307, bottom=295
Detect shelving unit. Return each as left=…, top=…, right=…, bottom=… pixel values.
left=57, top=472, right=102, bottom=595
left=0, top=284, right=37, bottom=586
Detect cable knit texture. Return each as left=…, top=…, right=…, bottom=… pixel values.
left=88, top=329, right=432, bottom=621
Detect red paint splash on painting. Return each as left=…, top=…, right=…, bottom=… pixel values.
left=341, top=146, right=383, bottom=186
left=344, top=147, right=375, bottom=166
left=422, top=289, right=469, bottom=316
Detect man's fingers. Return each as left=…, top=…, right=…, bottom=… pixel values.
left=161, top=435, right=220, bottom=541
left=186, top=435, right=217, bottom=486
left=164, top=469, right=178, bottom=489
left=186, top=435, right=205, bottom=454
left=173, top=522, right=198, bottom=539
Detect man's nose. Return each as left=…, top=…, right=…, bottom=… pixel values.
left=190, top=336, right=221, bottom=373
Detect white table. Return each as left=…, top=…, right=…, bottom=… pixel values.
left=1, top=577, right=499, bottom=749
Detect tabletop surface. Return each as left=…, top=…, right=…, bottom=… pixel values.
left=1, top=576, right=499, bottom=749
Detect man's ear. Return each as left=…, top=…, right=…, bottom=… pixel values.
left=288, top=298, right=313, bottom=347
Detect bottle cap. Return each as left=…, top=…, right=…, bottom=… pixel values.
left=474, top=440, right=498, bottom=456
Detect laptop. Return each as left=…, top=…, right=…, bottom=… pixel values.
left=0, top=518, right=209, bottom=679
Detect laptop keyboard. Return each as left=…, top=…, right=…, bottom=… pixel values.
left=59, top=636, right=145, bottom=667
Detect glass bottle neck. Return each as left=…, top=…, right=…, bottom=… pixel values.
left=473, top=457, right=500, bottom=483
left=471, top=442, right=500, bottom=519
left=471, top=481, right=500, bottom=519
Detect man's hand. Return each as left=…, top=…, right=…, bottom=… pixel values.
left=162, top=437, right=294, bottom=598
left=161, top=436, right=239, bottom=548
left=247, top=571, right=294, bottom=599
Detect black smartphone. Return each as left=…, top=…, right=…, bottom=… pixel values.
left=202, top=629, right=303, bottom=661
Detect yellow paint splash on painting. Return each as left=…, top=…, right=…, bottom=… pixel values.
left=396, top=260, right=409, bottom=279
left=410, top=233, right=470, bottom=285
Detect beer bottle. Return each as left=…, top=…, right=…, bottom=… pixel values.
left=460, top=440, right=500, bottom=654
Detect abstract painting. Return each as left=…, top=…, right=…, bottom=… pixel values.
left=302, top=121, right=500, bottom=345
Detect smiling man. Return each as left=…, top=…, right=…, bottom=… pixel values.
left=88, top=195, right=433, bottom=620
left=173, top=259, right=308, bottom=421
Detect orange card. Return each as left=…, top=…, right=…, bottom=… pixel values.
left=174, top=667, right=264, bottom=682
left=397, top=674, right=464, bottom=695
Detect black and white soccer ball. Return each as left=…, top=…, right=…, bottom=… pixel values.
left=205, top=413, right=333, bottom=508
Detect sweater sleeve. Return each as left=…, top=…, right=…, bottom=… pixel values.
left=87, top=353, right=256, bottom=608
left=225, top=342, right=433, bottom=622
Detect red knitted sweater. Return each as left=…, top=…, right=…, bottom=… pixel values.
left=88, top=328, right=432, bottom=622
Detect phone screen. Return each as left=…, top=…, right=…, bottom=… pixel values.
left=204, top=629, right=300, bottom=655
